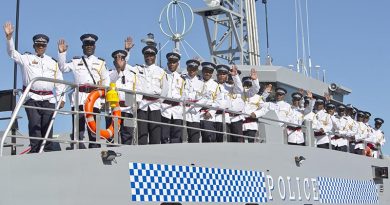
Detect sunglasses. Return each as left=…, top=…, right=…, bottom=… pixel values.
left=35, top=43, right=47, bottom=47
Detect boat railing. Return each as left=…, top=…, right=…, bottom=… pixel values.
left=0, top=77, right=382, bottom=158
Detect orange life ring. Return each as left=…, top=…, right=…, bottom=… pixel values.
left=84, top=89, right=122, bottom=139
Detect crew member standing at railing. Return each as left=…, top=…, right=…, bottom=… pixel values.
left=136, top=46, right=166, bottom=145
left=160, top=52, right=184, bottom=143
left=181, top=59, right=204, bottom=143
left=344, top=105, right=358, bottom=153
left=213, top=65, right=244, bottom=142
left=269, top=87, right=292, bottom=125
left=366, top=118, right=385, bottom=158
left=354, top=111, right=369, bottom=155
left=288, top=92, right=305, bottom=145
left=312, top=98, right=333, bottom=149
left=330, top=104, right=349, bottom=152
left=198, top=62, right=218, bottom=142
left=4, top=22, right=66, bottom=153
left=242, top=76, right=270, bottom=143
left=108, top=50, right=139, bottom=145
left=57, top=34, right=110, bottom=149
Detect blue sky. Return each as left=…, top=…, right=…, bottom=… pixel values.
left=0, top=0, right=389, bottom=154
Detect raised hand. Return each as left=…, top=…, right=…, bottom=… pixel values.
left=250, top=68, right=258, bottom=80
left=324, top=92, right=332, bottom=101
left=250, top=112, right=257, bottom=119
left=124, top=36, right=134, bottom=51
left=264, top=84, right=273, bottom=93
left=57, top=39, right=68, bottom=53
left=306, top=90, right=313, bottom=99
left=230, top=65, right=238, bottom=76
left=3, top=22, right=14, bottom=39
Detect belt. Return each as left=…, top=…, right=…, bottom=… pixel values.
left=287, top=126, right=301, bottom=131
left=79, top=85, right=98, bottom=93
left=244, top=118, right=258, bottom=123
left=331, top=135, right=342, bottom=140
left=162, top=100, right=180, bottom=106
left=314, top=131, right=325, bottom=136
left=216, top=110, right=225, bottom=115
left=227, top=112, right=240, bottom=117
left=23, top=86, right=53, bottom=95
left=119, top=101, right=127, bottom=107
left=367, top=143, right=377, bottom=150
left=143, top=96, right=159, bottom=101
left=200, top=107, right=209, bottom=112
left=185, top=100, right=199, bottom=107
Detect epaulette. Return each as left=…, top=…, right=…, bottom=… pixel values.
left=51, top=57, right=58, bottom=62
left=73, top=56, right=81, bottom=59
left=135, top=64, right=145, bottom=68
left=197, top=75, right=201, bottom=80
left=382, top=131, right=384, bottom=134
left=129, top=70, right=136, bottom=75
left=98, top=57, right=105, bottom=61
left=24, top=51, right=31, bottom=55
left=180, top=73, right=187, bottom=80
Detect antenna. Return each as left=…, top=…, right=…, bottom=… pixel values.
left=159, top=0, right=194, bottom=53
left=262, top=0, right=272, bottom=63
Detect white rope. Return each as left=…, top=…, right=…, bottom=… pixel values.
left=180, top=40, right=190, bottom=59
left=158, top=40, right=171, bottom=53
left=183, top=39, right=204, bottom=60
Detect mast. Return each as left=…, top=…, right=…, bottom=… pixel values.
left=194, top=0, right=260, bottom=65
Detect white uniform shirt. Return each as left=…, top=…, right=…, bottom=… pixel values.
left=135, top=64, right=166, bottom=111
left=368, top=128, right=385, bottom=147
left=355, top=121, right=369, bottom=149
left=213, top=75, right=244, bottom=123
left=198, top=79, right=219, bottom=121
left=58, top=52, right=109, bottom=108
left=268, top=100, right=292, bottom=124
left=288, top=106, right=304, bottom=144
left=243, top=94, right=265, bottom=131
left=109, top=64, right=139, bottom=114
left=161, top=70, right=185, bottom=119
left=330, top=114, right=349, bottom=147
left=7, top=38, right=65, bottom=103
left=312, top=109, right=333, bottom=145
left=182, top=75, right=204, bottom=123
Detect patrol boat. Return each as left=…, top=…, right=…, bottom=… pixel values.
left=0, top=0, right=389, bottom=205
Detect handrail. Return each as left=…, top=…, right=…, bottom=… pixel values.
left=0, top=77, right=382, bottom=158
left=1, top=77, right=78, bottom=156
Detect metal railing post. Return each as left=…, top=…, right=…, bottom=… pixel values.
left=133, top=93, right=138, bottom=145
left=304, top=120, right=314, bottom=147
left=39, top=92, right=66, bottom=153
left=74, top=86, right=80, bottom=149
left=182, top=100, right=188, bottom=143
left=113, top=117, right=119, bottom=144
left=0, top=81, right=34, bottom=156
left=222, top=109, right=227, bottom=142
left=96, top=112, right=101, bottom=145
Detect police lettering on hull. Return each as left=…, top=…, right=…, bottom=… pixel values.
left=266, top=175, right=319, bottom=202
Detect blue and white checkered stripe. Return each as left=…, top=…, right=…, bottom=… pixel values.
left=317, top=177, right=378, bottom=204
left=129, top=162, right=268, bottom=203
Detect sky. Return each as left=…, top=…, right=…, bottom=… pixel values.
left=0, top=0, right=389, bottom=154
